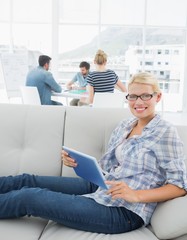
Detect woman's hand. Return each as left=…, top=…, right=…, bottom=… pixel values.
left=61, top=150, right=77, bottom=168
left=106, top=181, right=139, bottom=203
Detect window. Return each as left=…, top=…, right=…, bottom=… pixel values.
left=0, top=0, right=187, bottom=112
left=136, top=49, right=143, bottom=54
left=160, top=71, right=164, bottom=75
left=145, top=62, right=153, bottom=66
left=101, top=0, right=145, bottom=25
left=59, top=25, right=98, bottom=54
left=174, top=50, right=179, bottom=55
left=13, top=23, right=52, bottom=55
left=0, top=24, right=10, bottom=46
left=145, top=28, right=185, bottom=112
left=147, top=0, right=187, bottom=27
left=58, top=25, right=99, bottom=80
left=0, top=0, right=10, bottom=21
left=13, top=0, right=52, bottom=22
left=59, top=0, right=99, bottom=24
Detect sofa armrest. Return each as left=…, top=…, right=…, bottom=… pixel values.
left=151, top=195, right=187, bottom=239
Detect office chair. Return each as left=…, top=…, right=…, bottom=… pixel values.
left=92, top=92, right=125, bottom=108
left=20, top=86, right=41, bottom=105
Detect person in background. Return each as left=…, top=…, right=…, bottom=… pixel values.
left=26, top=55, right=62, bottom=105
left=86, top=49, right=127, bottom=104
left=66, top=61, right=90, bottom=106
left=0, top=72, right=186, bottom=234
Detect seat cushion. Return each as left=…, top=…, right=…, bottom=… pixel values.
left=0, top=217, right=47, bottom=240
left=151, top=195, right=187, bottom=239
left=40, top=221, right=159, bottom=240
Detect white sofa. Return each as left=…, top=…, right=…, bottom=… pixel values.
left=0, top=104, right=187, bottom=240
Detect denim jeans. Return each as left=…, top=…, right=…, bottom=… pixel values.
left=51, top=100, right=63, bottom=105
left=0, top=174, right=144, bottom=234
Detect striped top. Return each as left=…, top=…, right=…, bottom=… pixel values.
left=86, top=69, right=118, bottom=92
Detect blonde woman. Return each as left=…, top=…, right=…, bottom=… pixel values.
left=0, top=72, right=186, bottom=234
left=86, top=49, right=127, bottom=104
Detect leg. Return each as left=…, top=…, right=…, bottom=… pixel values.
left=51, top=100, right=63, bottom=105
left=78, top=101, right=89, bottom=106
left=70, top=98, right=79, bottom=106
left=0, top=174, right=98, bottom=195
left=0, top=188, right=143, bottom=234
left=78, top=97, right=89, bottom=106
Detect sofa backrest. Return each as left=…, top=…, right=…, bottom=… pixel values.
left=0, top=104, right=65, bottom=176
left=62, top=107, right=187, bottom=177
left=175, top=125, right=187, bottom=166
left=62, top=107, right=132, bottom=177
left=0, top=104, right=186, bottom=179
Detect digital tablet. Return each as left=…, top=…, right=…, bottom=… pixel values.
left=63, top=146, right=108, bottom=190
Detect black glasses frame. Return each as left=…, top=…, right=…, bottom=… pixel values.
left=126, top=92, right=157, bottom=101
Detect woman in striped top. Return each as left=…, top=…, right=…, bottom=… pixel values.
left=86, top=49, right=127, bottom=104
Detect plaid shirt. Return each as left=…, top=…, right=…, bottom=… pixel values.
left=84, top=114, right=187, bottom=225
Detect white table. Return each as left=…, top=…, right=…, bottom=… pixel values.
left=52, top=89, right=89, bottom=105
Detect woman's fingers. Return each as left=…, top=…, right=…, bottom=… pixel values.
left=106, top=180, right=138, bottom=203
left=106, top=181, right=125, bottom=195
left=61, top=150, right=77, bottom=168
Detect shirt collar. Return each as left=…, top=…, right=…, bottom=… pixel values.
left=127, top=114, right=162, bottom=131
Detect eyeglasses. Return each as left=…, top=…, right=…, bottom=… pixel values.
left=126, top=92, right=157, bottom=101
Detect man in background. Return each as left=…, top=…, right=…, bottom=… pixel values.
left=66, top=61, right=90, bottom=106
left=26, top=55, right=62, bottom=105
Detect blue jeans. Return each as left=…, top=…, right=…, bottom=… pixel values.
left=51, top=100, right=63, bottom=105
left=0, top=174, right=144, bottom=234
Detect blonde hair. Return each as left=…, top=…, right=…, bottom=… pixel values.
left=94, top=49, right=107, bottom=65
left=128, top=72, right=161, bottom=93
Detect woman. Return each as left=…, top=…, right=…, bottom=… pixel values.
left=0, top=72, right=186, bottom=234
left=86, top=49, right=127, bottom=104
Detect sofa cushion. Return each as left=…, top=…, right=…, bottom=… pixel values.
left=40, top=221, right=159, bottom=240
left=175, top=125, right=187, bottom=167
left=0, top=217, right=47, bottom=240
left=62, top=107, right=132, bottom=177
left=0, top=104, right=65, bottom=176
left=150, top=125, right=187, bottom=239
left=170, top=235, right=187, bottom=240
left=151, top=195, right=187, bottom=239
